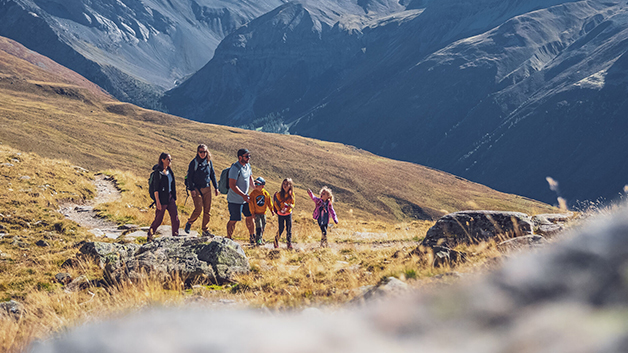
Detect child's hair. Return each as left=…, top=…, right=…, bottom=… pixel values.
left=320, top=186, right=334, bottom=203
left=280, top=178, right=294, bottom=199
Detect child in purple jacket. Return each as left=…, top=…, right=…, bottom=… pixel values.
left=307, top=187, right=338, bottom=247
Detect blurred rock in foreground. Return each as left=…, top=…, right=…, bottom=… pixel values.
left=31, top=207, right=628, bottom=353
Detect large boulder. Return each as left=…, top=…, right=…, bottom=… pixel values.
left=421, top=211, right=533, bottom=248
left=531, top=213, right=575, bottom=236
left=29, top=204, right=628, bottom=353
left=351, top=277, right=409, bottom=305
left=0, top=300, right=24, bottom=320
left=78, top=236, right=249, bottom=285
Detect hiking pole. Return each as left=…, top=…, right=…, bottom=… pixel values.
left=184, top=188, right=190, bottom=207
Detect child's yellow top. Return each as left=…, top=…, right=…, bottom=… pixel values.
left=249, top=188, right=273, bottom=215
left=273, top=191, right=295, bottom=216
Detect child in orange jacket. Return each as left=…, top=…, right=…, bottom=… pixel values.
left=248, top=177, right=274, bottom=246
left=273, top=178, right=295, bottom=249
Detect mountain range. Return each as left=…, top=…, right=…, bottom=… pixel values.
left=164, top=0, right=628, bottom=206
left=2, top=0, right=627, bottom=205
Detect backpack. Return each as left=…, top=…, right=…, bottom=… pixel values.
left=184, top=158, right=199, bottom=190
left=218, top=163, right=241, bottom=195
left=148, top=169, right=158, bottom=207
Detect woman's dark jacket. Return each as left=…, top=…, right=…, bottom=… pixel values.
left=151, top=165, right=176, bottom=205
left=185, top=156, right=218, bottom=191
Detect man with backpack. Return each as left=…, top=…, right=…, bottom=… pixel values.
left=183, top=144, right=218, bottom=237
left=225, top=148, right=255, bottom=241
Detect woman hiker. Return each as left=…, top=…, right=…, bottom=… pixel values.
left=183, top=144, right=219, bottom=237
left=148, top=152, right=180, bottom=241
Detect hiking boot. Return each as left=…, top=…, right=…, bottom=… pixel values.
left=249, top=234, right=256, bottom=245
left=184, top=222, right=191, bottom=234
left=147, top=229, right=154, bottom=242
left=287, top=242, right=293, bottom=250
left=256, top=239, right=264, bottom=246
left=202, top=230, right=214, bottom=238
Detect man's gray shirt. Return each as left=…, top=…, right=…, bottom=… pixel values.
left=227, top=161, right=251, bottom=204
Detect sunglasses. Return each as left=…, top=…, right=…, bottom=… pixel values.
left=243, top=154, right=251, bottom=158
left=198, top=150, right=208, bottom=154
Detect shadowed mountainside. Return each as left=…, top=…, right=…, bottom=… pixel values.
left=163, top=0, right=628, bottom=206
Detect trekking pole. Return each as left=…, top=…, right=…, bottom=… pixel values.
left=184, top=188, right=190, bottom=206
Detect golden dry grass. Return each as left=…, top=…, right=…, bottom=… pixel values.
left=0, top=144, right=507, bottom=352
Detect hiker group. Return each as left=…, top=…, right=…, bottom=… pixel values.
left=147, top=145, right=338, bottom=248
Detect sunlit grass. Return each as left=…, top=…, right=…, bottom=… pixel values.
left=0, top=144, right=558, bottom=352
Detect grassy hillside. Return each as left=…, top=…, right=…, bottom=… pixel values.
left=0, top=143, right=511, bottom=352
left=0, top=36, right=555, bottom=222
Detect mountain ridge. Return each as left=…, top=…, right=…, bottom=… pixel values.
left=164, top=0, right=628, bottom=205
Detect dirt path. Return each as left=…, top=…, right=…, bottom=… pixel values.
left=59, top=174, right=124, bottom=239
left=245, top=239, right=420, bottom=251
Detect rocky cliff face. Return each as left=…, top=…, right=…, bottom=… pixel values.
left=0, top=0, right=288, bottom=108
left=164, top=0, right=628, bottom=205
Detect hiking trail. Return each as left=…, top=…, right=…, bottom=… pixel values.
left=59, top=174, right=124, bottom=239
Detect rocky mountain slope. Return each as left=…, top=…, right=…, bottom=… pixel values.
left=0, top=0, right=291, bottom=108
left=164, top=0, right=628, bottom=205
left=0, top=0, right=409, bottom=109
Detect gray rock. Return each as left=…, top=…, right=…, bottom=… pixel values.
left=79, top=236, right=248, bottom=285
left=55, top=273, right=72, bottom=285
left=531, top=213, right=574, bottom=236
left=29, top=204, right=628, bottom=353
left=431, top=246, right=468, bottom=267
left=497, top=235, right=548, bottom=252
left=0, top=299, right=24, bottom=320
left=64, top=275, right=91, bottom=292
left=1, top=163, right=14, bottom=167
left=351, top=277, right=408, bottom=304
left=422, top=210, right=533, bottom=248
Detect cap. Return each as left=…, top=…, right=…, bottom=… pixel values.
left=254, top=177, right=266, bottom=185
left=237, top=148, right=250, bottom=157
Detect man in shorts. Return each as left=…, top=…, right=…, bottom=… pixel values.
left=226, top=148, right=255, bottom=240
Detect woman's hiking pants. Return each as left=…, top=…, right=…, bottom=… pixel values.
left=187, top=187, right=212, bottom=231
left=150, top=195, right=180, bottom=237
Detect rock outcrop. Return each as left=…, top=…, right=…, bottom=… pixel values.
left=77, top=236, right=249, bottom=285
left=532, top=213, right=574, bottom=236
left=0, top=299, right=24, bottom=320
left=421, top=210, right=534, bottom=248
